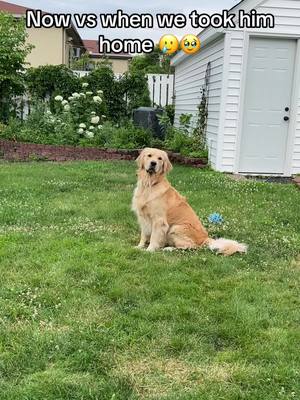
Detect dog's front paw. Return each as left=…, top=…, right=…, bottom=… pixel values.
left=135, top=244, right=146, bottom=250
left=146, top=246, right=159, bottom=252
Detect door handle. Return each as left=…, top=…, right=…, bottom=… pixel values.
left=284, top=116, right=289, bottom=121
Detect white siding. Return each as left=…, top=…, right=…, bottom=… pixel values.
left=257, top=0, right=300, bottom=35
left=219, top=31, right=245, bottom=171
left=174, top=37, right=225, bottom=168
left=293, top=81, right=300, bottom=174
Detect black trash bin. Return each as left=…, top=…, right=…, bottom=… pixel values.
left=133, top=107, right=164, bottom=140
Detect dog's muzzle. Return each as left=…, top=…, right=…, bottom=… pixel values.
left=146, top=161, right=157, bottom=174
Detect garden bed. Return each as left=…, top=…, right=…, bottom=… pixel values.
left=0, top=139, right=208, bottom=167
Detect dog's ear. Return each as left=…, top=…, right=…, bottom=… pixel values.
left=136, top=149, right=145, bottom=169
left=163, top=152, right=173, bottom=174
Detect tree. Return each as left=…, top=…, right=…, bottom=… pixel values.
left=0, top=12, right=33, bottom=122
left=129, top=45, right=174, bottom=75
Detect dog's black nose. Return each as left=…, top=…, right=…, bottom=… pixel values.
left=150, top=161, right=157, bottom=167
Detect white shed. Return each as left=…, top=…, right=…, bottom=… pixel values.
left=171, top=0, right=300, bottom=176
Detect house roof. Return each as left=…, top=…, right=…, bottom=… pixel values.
left=0, top=0, right=29, bottom=14
left=0, top=0, right=85, bottom=49
left=83, top=40, right=132, bottom=59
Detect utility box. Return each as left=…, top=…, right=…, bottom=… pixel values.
left=133, top=107, right=164, bottom=139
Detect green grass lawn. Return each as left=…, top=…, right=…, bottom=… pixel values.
left=0, top=161, right=299, bottom=400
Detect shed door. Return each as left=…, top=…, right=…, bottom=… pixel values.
left=239, top=37, right=296, bottom=174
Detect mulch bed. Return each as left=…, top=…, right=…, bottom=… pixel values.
left=0, top=140, right=208, bottom=168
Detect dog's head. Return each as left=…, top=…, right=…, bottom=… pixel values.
left=136, top=148, right=172, bottom=176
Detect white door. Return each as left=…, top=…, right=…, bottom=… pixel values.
left=239, top=37, right=296, bottom=174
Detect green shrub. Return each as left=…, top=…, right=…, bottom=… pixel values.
left=85, top=66, right=150, bottom=122
left=85, top=121, right=152, bottom=149
left=158, top=112, right=208, bottom=159
left=0, top=13, right=33, bottom=122
left=25, top=65, right=81, bottom=100
left=0, top=83, right=106, bottom=145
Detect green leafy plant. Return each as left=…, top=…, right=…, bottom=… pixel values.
left=129, top=45, right=174, bottom=74
left=193, top=87, right=209, bottom=151
left=157, top=111, right=208, bottom=158
left=86, top=121, right=152, bottom=149
left=1, top=83, right=107, bottom=145
left=0, top=12, right=33, bottom=122
left=25, top=65, right=81, bottom=101
left=85, top=65, right=151, bottom=122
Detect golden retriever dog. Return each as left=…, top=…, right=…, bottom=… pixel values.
left=132, top=148, right=247, bottom=255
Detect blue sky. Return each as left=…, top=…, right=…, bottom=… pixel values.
left=14, top=0, right=238, bottom=41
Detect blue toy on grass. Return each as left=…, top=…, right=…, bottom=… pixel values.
left=208, top=213, right=224, bottom=225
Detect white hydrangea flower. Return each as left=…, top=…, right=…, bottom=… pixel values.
left=89, top=126, right=95, bottom=130
left=86, top=91, right=93, bottom=95
left=54, top=95, right=63, bottom=101
left=98, top=125, right=103, bottom=130
left=72, top=92, right=80, bottom=98
left=78, top=128, right=84, bottom=134
left=97, top=90, right=103, bottom=95
left=68, top=96, right=74, bottom=101
left=62, top=100, right=68, bottom=106
left=64, top=105, right=70, bottom=111
left=86, top=131, right=94, bottom=138
left=93, top=96, right=102, bottom=104
left=79, top=123, right=86, bottom=129
left=79, top=93, right=86, bottom=97
left=91, top=116, right=100, bottom=124
left=46, top=110, right=52, bottom=115
left=82, top=82, right=89, bottom=88
left=91, top=111, right=96, bottom=115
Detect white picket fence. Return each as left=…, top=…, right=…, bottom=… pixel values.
left=147, top=74, right=174, bottom=107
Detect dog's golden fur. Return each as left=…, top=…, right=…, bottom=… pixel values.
left=132, top=148, right=247, bottom=255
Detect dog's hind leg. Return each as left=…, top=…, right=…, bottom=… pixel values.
left=166, top=225, right=198, bottom=250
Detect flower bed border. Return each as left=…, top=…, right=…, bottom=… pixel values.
left=0, top=140, right=208, bottom=168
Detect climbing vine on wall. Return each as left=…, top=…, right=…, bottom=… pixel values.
left=193, top=62, right=211, bottom=150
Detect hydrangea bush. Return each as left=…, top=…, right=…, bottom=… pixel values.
left=0, top=83, right=107, bottom=145
left=54, top=83, right=106, bottom=140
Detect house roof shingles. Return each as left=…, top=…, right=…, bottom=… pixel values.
left=0, top=0, right=31, bottom=14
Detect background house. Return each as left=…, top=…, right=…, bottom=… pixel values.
left=0, top=0, right=85, bottom=67
left=171, top=0, right=300, bottom=177
left=83, top=40, right=132, bottom=74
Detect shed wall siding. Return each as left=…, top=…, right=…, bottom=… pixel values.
left=174, top=37, right=225, bottom=168
left=293, top=76, right=300, bottom=174
left=220, top=31, right=245, bottom=171
left=257, top=0, right=300, bottom=35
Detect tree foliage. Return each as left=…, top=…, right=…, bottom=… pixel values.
left=85, top=65, right=151, bottom=122
left=129, top=45, right=174, bottom=75
left=0, top=12, right=33, bottom=122
left=26, top=65, right=81, bottom=99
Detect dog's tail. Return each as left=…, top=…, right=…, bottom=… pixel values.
left=205, top=237, right=248, bottom=256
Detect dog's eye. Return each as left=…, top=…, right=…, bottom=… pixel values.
left=158, top=157, right=162, bottom=160
left=148, top=154, right=152, bottom=157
